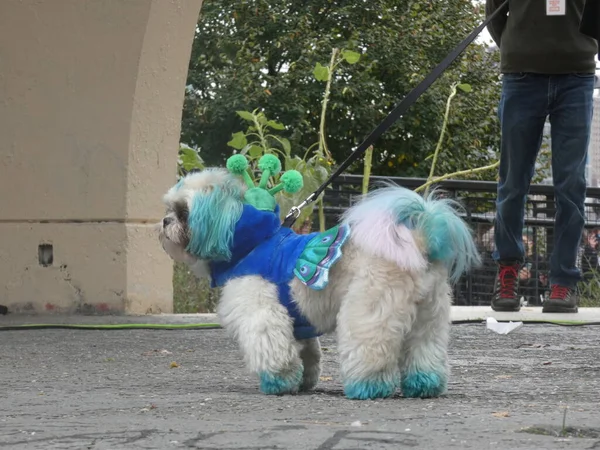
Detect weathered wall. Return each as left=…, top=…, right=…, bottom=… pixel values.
left=0, top=0, right=203, bottom=314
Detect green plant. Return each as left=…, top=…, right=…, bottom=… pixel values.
left=362, top=145, right=374, bottom=195
left=182, top=0, right=502, bottom=179
left=561, top=406, right=568, bottom=437
left=226, top=48, right=360, bottom=232
left=577, top=271, right=600, bottom=307
left=415, top=82, right=500, bottom=194
left=173, top=262, right=219, bottom=313
left=178, top=143, right=205, bottom=177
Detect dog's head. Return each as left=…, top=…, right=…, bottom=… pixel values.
left=159, top=155, right=304, bottom=277
left=159, top=168, right=246, bottom=268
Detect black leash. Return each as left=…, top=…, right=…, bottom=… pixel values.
left=282, top=0, right=509, bottom=228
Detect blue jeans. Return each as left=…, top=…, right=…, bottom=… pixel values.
left=493, top=73, right=595, bottom=288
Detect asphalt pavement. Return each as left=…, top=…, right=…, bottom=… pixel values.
left=1, top=316, right=600, bottom=449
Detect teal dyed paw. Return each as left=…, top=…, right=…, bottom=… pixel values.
left=401, top=371, right=446, bottom=398
left=344, top=379, right=398, bottom=400
left=259, top=367, right=303, bottom=395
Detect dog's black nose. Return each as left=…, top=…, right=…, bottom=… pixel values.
left=163, top=217, right=173, bottom=227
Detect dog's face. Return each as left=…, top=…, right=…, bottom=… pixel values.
left=159, top=168, right=245, bottom=268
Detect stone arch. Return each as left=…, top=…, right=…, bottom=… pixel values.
left=0, top=0, right=204, bottom=314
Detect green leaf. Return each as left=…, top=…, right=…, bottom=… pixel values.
left=279, top=138, right=291, bottom=154
left=236, top=110, right=255, bottom=122
left=227, top=131, right=248, bottom=150
left=284, top=155, right=302, bottom=171
left=457, top=83, right=472, bottom=93
left=313, top=62, right=329, bottom=82
left=341, top=50, right=361, bottom=64
left=257, top=113, right=267, bottom=125
left=248, top=145, right=263, bottom=158
left=179, top=146, right=204, bottom=171
left=239, top=143, right=252, bottom=155
left=314, top=164, right=330, bottom=182
left=266, top=120, right=285, bottom=130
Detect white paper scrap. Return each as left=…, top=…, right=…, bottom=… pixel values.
left=486, top=317, right=523, bottom=335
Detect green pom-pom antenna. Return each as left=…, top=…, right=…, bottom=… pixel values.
left=226, top=154, right=254, bottom=189
left=225, top=153, right=303, bottom=212
left=268, top=170, right=304, bottom=196
left=226, top=154, right=248, bottom=173
left=257, top=154, right=282, bottom=189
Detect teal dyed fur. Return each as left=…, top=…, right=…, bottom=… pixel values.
left=401, top=371, right=446, bottom=398
left=344, top=378, right=399, bottom=400
left=186, top=180, right=243, bottom=261
left=349, top=185, right=480, bottom=283
left=259, top=366, right=304, bottom=395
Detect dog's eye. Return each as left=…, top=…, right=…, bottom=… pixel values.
left=174, top=203, right=188, bottom=221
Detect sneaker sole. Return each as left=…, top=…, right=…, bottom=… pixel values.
left=491, top=304, right=521, bottom=312
left=542, top=304, right=578, bottom=313
left=491, top=298, right=521, bottom=312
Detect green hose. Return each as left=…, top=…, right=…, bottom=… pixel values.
left=1, top=319, right=599, bottom=331
left=0, top=323, right=222, bottom=331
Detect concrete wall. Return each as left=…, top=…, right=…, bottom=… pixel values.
left=0, top=0, right=203, bottom=314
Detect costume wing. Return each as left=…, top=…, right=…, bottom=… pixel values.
left=293, top=224, right=351, bottom=290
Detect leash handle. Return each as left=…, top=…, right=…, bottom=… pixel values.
left=282, top=0, right=509, bottom=228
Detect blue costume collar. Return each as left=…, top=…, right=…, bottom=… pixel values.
left=209, top=204, right=282, bottom=287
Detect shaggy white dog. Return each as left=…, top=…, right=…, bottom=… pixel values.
left=159, top=158, right=479, bottom=400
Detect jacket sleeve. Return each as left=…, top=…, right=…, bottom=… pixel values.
left=580, top=0, right=600, bottom=41
left=485, top=0, right=509, bottom=47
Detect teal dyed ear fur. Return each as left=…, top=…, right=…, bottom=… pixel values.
left=186, top=179, right=243, bottom=261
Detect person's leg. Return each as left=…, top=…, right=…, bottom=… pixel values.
left=543, top=73, right=595, bottom=313
left=492, top=74, right=549, bottom=311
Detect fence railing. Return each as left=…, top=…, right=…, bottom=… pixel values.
left=320, top=175, right=600, bottom=306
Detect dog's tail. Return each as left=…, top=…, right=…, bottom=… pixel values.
left=341, top=184, right=480, bottom=283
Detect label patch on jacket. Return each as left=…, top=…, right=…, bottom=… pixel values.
left=547, top=0, right=565, bottom=15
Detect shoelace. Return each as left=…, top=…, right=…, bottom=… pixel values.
left=498, top=265, right=518, bottom=298
left=550, top=284, right=570, bottom=300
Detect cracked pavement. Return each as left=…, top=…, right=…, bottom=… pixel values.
left=1, top=322, right=600, bottom=449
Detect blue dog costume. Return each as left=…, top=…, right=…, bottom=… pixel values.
left=205, top=154, right=350, bottom=341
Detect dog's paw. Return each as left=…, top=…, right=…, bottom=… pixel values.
left=259, top=366, right=303, bottom=395
left=299, top=359, right=321, bottom=392
left=401, top=371, right=446, bottom=398
left=300, top=374, right=319, bottom=392
left=343, top=378, right=398, bottom=400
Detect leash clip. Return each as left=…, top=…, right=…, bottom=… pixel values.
left=287, top=205, right=302, bottom=220
left=282, top=193, right=316, bottom=227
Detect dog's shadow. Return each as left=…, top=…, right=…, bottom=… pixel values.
left=232, top=386, right=461, bottom=400
left=291, top=388, right=461, bottom=401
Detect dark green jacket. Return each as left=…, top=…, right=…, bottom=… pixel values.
left=581, top=0, right=600, bottom=57
left=486, top=0, right=598, bottom=74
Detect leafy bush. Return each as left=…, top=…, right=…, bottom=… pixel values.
left=181, top=0, right=503, bottom=179
left=578, top=272, right=600, bottom=307
left=173, top=262, right=219, bottom=313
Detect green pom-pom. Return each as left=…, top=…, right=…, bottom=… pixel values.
left=226, top=154, right=249, bottom=174
left=258, top=154, right=282, bottom=176
left=281, top=170, right=303, bottom=194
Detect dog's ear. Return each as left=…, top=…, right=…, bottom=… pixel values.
left=186, top=179, right=243, bottom=260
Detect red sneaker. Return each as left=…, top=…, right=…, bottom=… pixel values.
left=491, top=261, right=521, bottom=312
left=542, top=285, right=578, bottom=313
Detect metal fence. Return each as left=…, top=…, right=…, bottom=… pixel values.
left=320, top=174, right=600, bottom=306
